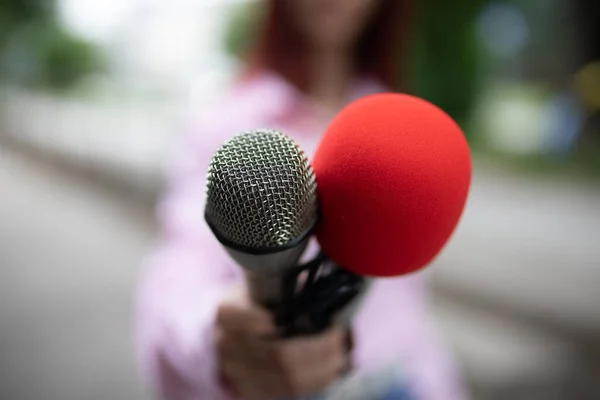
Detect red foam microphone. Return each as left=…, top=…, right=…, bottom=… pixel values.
left=312, top=93, right=471, bottom=277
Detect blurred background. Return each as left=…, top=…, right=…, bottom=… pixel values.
left=0, top=0, right=599, bottom=399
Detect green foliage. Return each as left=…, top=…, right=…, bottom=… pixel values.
left=0, top=0, right=52, bottom=48
left=0, top=0, right=103, bottom=92
left=0, top=0, right=51, bottom=21
left=407, top=0, right=487, bottom=129
left=223, top=1, right=265, bottom=60
left=470, top=138, right=600, bottom=181
left=34, top=23, right=103, bottom=91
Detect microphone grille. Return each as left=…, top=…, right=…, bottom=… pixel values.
left=205, top=129, right=317, bottom=250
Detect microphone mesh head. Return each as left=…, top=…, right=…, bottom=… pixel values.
left=205, top=129, right=317, bottom=250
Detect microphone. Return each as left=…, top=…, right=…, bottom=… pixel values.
left=205, top=129, right=370, bottom=337
left=204, top=129, right=318, bottom=309
left=312, top=93, right=472, bottom=278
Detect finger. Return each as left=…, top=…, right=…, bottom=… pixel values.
left=219, top=342, right=272, bottom=399
left=223, top=360, right=284, bottom=400
left=218, top=330, right=277, bottom=371
left=249, top=370, right=289, bottom=400
left=277, top=326, right=347, bottom=365
left=287, top=348, right=347, bottom=396
left=221, top=329, right=344, bottom=397
left=216, top=292, right=275, bottom=336
left=269, top=327, right=347, bottom=396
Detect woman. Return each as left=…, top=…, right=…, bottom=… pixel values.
left=135, top=0, right=467, bottom=399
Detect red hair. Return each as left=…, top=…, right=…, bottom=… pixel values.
left=246, top=0, right=412, bottom=91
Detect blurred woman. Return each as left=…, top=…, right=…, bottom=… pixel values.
left=135, top=0, right=467, bottom=399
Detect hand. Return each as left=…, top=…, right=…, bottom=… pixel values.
left=215, top=287, right=349, bottom=400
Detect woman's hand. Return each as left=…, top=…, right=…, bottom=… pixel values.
left=215, top=287, right=348, bottom=400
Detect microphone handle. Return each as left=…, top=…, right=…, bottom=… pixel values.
left=283, top=261, right=373, bottom=400
left=223, top=239, right=310, bottom=307
left=279, top=255, right=372, bottom=336
left=230, top=249, right=375, bottom=400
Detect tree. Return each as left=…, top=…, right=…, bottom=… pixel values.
left=0, top=0, right=102, bottom=91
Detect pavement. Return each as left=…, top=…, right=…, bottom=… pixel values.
left=0, top=147, right=152, bottom=400
left=433, top=159, right=600, bottom=337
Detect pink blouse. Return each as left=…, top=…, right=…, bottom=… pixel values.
left=135, top=72, right=467, bottom=400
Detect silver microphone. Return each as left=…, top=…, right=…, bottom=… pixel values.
left=205, top=129, right=318, bottom=308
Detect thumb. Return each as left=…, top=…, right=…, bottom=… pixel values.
left=217, top=286, right=276, bottom=336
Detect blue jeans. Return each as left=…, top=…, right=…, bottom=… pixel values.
left=379, top=383, right=414, bottom=400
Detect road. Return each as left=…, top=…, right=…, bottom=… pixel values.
left=0, top=147, right=152, bottom=400
left=433, top=158, right=600, bottom=336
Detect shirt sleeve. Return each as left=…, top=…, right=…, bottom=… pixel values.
left=134, top=120, right=241, bottom=400
left=349, top=274, right=469, bottom=400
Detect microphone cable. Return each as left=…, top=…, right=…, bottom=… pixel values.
left=276, top=253, right=366, bottom=337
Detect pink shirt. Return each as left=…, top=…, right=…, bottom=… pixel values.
left=135, top=72, right=467, bottom=400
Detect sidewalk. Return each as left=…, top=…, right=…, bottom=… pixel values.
left=0, top=147, right=151, bottom=400
left=0, top=89, right=177, bottom=203
left=434, top=159, right=600, bottom=337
